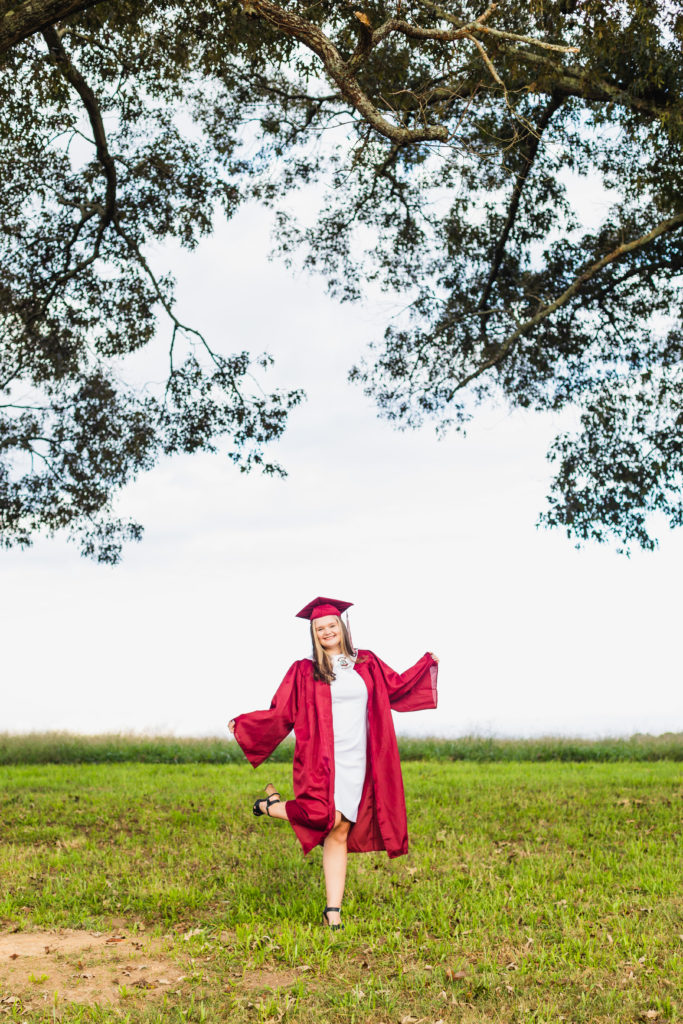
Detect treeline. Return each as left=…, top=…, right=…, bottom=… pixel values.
left=0, top=732, right=681, bottom=765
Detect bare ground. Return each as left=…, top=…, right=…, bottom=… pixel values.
left=0, top=927, right=307, bottom=1016
left=0, top=928, right=186, bottom=1010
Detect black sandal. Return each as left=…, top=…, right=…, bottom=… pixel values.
left=322, top=906, right=344, bottom=931
left=252, top=789, right=281, bottom=817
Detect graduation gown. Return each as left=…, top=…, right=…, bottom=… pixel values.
left=232, top=650, right=438, bottom=858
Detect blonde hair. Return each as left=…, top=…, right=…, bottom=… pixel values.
left=310, top=617, right=360, bottom=684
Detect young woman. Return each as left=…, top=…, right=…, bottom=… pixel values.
left=228, top=596, right=438, bottom=930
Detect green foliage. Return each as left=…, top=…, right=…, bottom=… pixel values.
left=0, top=730, right=681, bottom=764
left=0, top=761, right=680, bottom=1021
left=0, top=0, right=681, bottom=557
left=0, top=3, right=304, bottom=561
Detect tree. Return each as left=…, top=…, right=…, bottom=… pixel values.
left=1, top=0, right=309, bottom=561
left=0, top=0, right=680, bottom=560
left=247, top=0, right=683, bottom=552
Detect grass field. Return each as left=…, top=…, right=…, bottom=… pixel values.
left=0, top=761, right=681, bottom=1023
left=1, top=732, right=681, bottom=764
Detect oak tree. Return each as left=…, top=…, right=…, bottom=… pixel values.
left=0, top=0, right=680, bottom=559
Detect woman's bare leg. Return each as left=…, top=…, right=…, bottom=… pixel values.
left=254, top=782, right=289, bottom=819
left=254, top=790, right=350, bottom=926
left=322, top=812, right=351, bottom=927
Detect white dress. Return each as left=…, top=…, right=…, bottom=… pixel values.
left=330, top=654, right=368, bottom=822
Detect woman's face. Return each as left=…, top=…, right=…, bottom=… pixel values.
left=314, top=616, right=342, bottom=653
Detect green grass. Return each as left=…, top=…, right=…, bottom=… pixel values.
left=1, top=731, right=681, bottom=764
left=0, top=761, right=681, bottom=1022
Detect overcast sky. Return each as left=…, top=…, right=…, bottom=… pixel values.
left=2, top=195, right=681, bottom=741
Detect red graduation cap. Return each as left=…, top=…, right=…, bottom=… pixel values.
left=296, top=596, right=353, bottom=621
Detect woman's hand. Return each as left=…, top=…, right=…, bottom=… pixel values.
left=228, top=719, right=236, bottom=734
left=429, top=652, right=439, bottom=664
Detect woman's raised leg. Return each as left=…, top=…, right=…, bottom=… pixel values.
left=254, top=782, right=289, bottom=819
left=322, top=811, right=351, bottom=927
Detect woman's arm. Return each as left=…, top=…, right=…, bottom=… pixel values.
left=367, top=650, right=439, bottom=712
left=230, top=662, right=300, bottom=767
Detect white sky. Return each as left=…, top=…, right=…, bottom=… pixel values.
left=2, top=198, right=681, bottom=741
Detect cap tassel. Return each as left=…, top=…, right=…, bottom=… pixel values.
left=345, top=611, right=356, bottom=656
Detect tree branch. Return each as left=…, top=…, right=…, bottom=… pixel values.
left=468, top=33, right=504, bottom=87
left=240, top=0, right=449, bottom=144
left=477, top=93, right=563, bottom=315
left=112, top=223, right=250, bottom=407
left=0, top=360, right=25, bottom=392
left=0, top=0, right=106, bottom=56
left=409, top=0, right=679, bottom=129
left=414, top=0, right=578, bottom=53
left=451, top=212, right=683, bottom=395
left=42, top=25, right=117, bottom=228
left=511, top=50, right=681, bottom=127
left=12, top=25, right=121, bottom=339
left=239, top=0, right=577, bottom=145
left=370, top=2, right=577, bottom=54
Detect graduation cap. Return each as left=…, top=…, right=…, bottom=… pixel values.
left=296, top=596, right=353, bottom=621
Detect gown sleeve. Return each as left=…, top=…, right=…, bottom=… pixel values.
left=232, top=662, right=300, bottom=768
left=370, top=651, right=438, bottom=712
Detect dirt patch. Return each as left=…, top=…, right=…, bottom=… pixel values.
left=241, top=968, right=300, bottom=990
left=0, top=929, right=186, bottom=1010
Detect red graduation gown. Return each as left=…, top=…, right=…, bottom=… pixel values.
left=232, top=650, right=438, bottom=859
